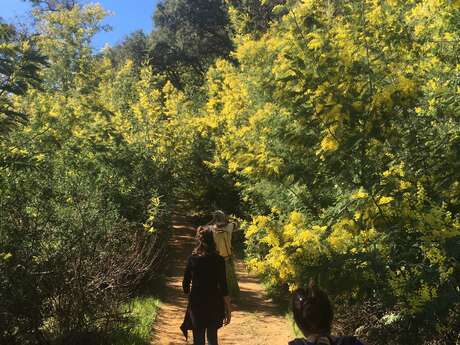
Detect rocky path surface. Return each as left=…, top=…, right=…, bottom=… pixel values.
left=151, top=214, right=293, bottom=345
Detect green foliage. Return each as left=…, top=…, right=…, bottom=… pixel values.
left=198, top=0, right=460, bottom=343
left=227, top=0, right=286, bottom=37
left=149, top=0, right=234, bottom=89
left=34, top=3, right=110, bottom=92
left=0, top=22, right=46, bottom=136
left=112, top=297, right=161, bottom=345
left=0, top=5, right=171, bottom=344
left=0, top=156, right=160, bottom=344
left=4, top=0, right=460, bottom=344
left=105, top=30, right=149, bottom=70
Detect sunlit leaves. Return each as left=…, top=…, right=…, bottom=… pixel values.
left=205, top=0, right=460, bottom=343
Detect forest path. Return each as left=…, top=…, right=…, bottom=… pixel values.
left=151, top=213, right=293, bottom=345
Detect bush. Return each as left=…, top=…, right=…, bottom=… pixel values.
left=0, top=143, right=167, bottom=344
left=203, top=1, right=460, bottom=343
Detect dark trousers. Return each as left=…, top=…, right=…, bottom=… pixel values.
left=192, top=326, right=218, bottom=345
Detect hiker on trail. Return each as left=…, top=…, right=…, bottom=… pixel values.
left=208, top=210, right=241, bottom=298
left=181, top=227, right=232, bottom=345
left=289, top=280, right=365, bottom=345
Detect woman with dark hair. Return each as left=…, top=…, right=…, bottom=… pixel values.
left=181, top=226, right=232, bottom=345
left=290, top=280, right=365, bottom=345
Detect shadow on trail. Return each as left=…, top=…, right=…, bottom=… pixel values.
left=232, top=260, right=287, bottom=316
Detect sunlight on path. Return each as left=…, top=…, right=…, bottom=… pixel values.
left=151, top=215, right=293, bottom=345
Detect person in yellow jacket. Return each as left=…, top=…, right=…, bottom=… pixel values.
left=208, top=210, right=240, bottom=298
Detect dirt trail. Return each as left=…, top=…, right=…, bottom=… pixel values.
left=151, top=214, right=293, bottom=345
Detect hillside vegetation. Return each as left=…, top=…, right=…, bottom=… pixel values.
left=1, top=1, right=459, bottom=344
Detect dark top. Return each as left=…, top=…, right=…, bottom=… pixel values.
left=181, top=253, right=228, bottom=333
left=289, top=337, right=364, bottom=345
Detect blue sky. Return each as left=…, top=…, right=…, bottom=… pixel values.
left=1, top=0, right=161, bottom=50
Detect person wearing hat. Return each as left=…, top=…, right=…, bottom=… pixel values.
left=207, top=210, right=241, bottom=298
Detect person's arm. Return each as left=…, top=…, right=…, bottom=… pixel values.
left=182, top=256, right=192, bottom=294
left=230, top=220, right=243, bottom=232
left=218, top=257, right=232, bottom=325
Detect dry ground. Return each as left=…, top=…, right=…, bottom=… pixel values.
left=151, top=214, right=293, bottom=345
